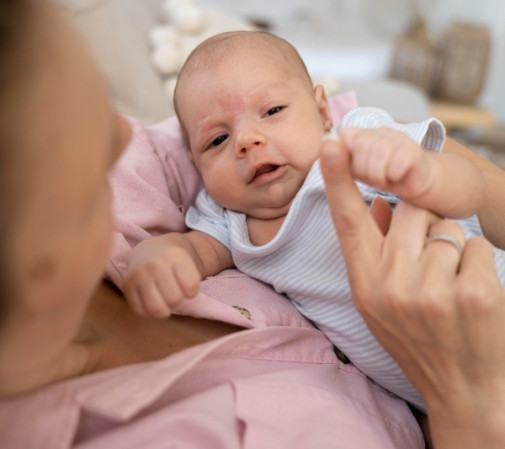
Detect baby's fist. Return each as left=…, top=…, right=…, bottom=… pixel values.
left=123, top=244, right=200, bottom=318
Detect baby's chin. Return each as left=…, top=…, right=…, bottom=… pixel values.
left=242, top=197, right=295, bottom=221
left=248, top=181, right=307, bottom=218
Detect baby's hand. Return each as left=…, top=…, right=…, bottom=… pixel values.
left=123, top=241, right=201, bottom=318
left=340, top=127, right=434, bottom=200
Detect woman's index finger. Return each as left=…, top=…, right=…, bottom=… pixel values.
left=320, top=136, right=383, bottom=287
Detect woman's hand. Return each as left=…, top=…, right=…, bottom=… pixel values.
left=320, top=136, right=505, bottom=449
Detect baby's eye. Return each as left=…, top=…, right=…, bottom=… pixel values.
left=265, top=106, right=284, bottom=116
left=208, top=134, right=228, bottom=149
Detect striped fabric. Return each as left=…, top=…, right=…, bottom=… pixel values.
left=186, top=107, right=505, bottom=411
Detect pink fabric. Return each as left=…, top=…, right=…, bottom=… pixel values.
left=0, top=92, right=425, bottom=448
left=0, top=270, right=423, bottom=449
left=106, top=115, right=203, bottom=287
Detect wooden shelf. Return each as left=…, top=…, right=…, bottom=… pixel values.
left=430, top=101, right=495, bottom=130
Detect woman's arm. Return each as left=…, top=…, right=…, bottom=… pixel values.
left=444, top=137, right=505, bottom=249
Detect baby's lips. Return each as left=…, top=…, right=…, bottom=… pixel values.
left=248, top=162, right=279, bottom=183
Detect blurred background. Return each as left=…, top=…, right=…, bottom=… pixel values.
left=57, top=0, right=505, bottom=163
left=194, top=0, right=505, bottom=160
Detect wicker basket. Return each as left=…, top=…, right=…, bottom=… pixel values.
left=390, top=37, right=440, bottom=93
left=389, top=19, right=440, bottom=94
left=390, top=20, right=491, bottom=104
left=435, top=22, right=491, bottom=103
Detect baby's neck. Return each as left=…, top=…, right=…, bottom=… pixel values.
left=246, top=214, right=286, bottom=246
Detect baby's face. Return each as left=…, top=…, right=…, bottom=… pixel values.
left=177, top=45, right=332, bottom=220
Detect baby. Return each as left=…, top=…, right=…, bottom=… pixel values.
left=123, top=31, right=504, bottom=411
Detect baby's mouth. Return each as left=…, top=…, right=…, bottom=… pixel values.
left=254, top=164, right=279, bottom=179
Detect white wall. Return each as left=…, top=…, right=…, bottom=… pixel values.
left=196, top=0, right=505, bottom=123
left=416, top=0, right=505, bottom=123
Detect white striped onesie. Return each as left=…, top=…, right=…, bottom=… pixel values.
left=186, top=107, right=505, bottom=411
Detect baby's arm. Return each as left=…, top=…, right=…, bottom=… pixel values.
left=123, top=231, right=233, bottom=318
left=339, top=127, right=486, bottom=219
left=443, top=137, right=505, bottom=249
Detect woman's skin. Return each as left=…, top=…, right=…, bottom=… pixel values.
left=75, top=281, right=242, bottom=375
left=443, top=137, right=505, bottom=249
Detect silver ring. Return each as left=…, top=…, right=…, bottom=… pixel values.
left=425, top=233, right=463, bottom=255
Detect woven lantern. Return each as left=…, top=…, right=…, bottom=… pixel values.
left=390, top=18, right=441, bottom=94
left=434, top=22, right=491, bottom=103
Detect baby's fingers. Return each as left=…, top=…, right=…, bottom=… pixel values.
left=137, top=282, right=174, bottom=318
left=123, top=258, right=184, bottom=318
left=154, top=261, right=200, bottom=310
left=123, top=272, right=173, bottom=318
left=385, top=146, right=415, bottom=183
left=341, top=127, right=399, bottom=188
left=173, top=260, right=201, bottom=299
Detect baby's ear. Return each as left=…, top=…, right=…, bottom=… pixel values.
left=314, top=85, right=333, bottom=132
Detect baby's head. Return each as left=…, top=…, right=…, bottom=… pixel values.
left=174, top=31, right=313, bottom=132
left=174, top=31, right=333, bottom=220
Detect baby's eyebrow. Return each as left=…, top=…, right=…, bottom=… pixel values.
left=194, top=119, right=222, bottom=144
left=198, top=114, right=222, bottom=132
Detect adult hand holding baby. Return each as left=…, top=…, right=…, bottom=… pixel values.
left=320, top=131, right=505, bottom=449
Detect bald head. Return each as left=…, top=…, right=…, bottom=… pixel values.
left=174, top=31, right=313, bottom=122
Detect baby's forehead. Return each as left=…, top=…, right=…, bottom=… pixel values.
left=194, top=37, right=284, bottom=68
left=202, top=32, right=302, bottom=66
left=190, top=39, right=308, bottom=84
left=175, top=32, right=312, bottom=119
